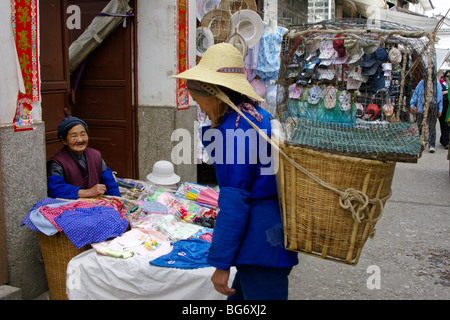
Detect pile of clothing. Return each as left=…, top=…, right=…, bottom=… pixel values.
left=21, top=197, right=128, bottom=249
left=22, top=180, right=220, bottom=270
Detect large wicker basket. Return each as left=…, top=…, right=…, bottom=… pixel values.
left=277, top=142, right=396, bottom=265
left=37, top=232, right=90, bottom=300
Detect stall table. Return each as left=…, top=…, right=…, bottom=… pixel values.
left=66, top=249, right=236, bottom=300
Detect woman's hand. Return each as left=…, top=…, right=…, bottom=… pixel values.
left=211, top=268, right=235, bottom=296
left=78, top=184, right=107, bottom=198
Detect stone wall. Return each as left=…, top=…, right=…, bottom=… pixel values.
left=0, top=122, right=48, bottom=299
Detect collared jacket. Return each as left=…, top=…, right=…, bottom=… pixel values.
left=202, top=100, right=298, bottom=270
left=410, top=79, right=443, bottom=114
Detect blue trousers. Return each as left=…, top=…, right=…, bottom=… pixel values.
left=227, top=266, right=293, bottom=300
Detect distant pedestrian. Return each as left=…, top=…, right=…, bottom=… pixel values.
left=439, top=70, right=449, bottom=149
left=410, top=75, right=443, bottom=153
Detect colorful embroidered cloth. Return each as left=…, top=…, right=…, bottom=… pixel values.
left=21, top=198, right=128, bottom=249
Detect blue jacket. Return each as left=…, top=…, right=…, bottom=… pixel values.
left=202, top=101, right=298, bottom=270
left=410, top=80, right=443, bottom=113
left=47, top=148, right=120, bottom=199
left=47, top=168, right=120, bottom=199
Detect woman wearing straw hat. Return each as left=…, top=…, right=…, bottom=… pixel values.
left=47, top=116, right=121, bottom=199
left=174, top=43, right=298, bottom=300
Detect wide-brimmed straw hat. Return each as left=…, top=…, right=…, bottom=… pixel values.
left=172, top=43, right=263, bottom=101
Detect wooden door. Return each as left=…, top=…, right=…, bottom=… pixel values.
left=40, top=0, right=71, bottom=161
left=68, top=0, right=135, bottom=178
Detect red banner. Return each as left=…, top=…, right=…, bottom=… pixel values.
left=11, top=0, right=39, bottom=131
left=176, top=0, right=189, bottom=110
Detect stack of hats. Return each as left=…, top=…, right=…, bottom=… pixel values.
left=196, top=0, right=263, bottom=57
left=284, top=32, right=408, bottom=124
left=359, top=46, right=389, bottom=91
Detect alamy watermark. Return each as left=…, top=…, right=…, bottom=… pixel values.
left=366, top=5, right=381, bottom=29
left=66, top=265, right=81, bottom=290
left=366, top=265, right=381, bottom=290
left=66, top=5, right=81, bottom=30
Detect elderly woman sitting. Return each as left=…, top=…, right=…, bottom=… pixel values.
left=47, top=116, right=120, bottom=199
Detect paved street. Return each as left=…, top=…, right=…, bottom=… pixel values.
left=288, top=125, right=450, bottom=300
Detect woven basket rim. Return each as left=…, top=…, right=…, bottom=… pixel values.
left=281, top=141, right=395, bottom=167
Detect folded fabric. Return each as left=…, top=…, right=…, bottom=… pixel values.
left=97, top=247, right=134, bottom=259
left=20, top=198, right=68, bottom=232
left=92, top=229, right=173, bottom=259
left=39, top=200, right=97, bottom=232
left=189, top=228, right=213, bottom=242
left=196, top=188, right=218, bottom=207
left=29, top=207, right=59, bottom=236
left=156, top=215, right=203, bottom=241
left=30, top=201, right=83, bottom=235
left=149, top=239, right=211, bottom=269
left=139, top=201, right=168, bottom=214
left=54, top=206, right=128, bottom=249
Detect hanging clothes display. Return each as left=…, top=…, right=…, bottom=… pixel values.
left=255, top=26, right=288, bottom=84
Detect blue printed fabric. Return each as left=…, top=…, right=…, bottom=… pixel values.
left=20, top=197, right=67, bottom=232
left=54, top=206, right=128, bottom=249
left=149, top=239, right=211, bottom=269
left=255, top=26, right=288, bottom=84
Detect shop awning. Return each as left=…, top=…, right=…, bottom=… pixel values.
left=350, top=0, right=450, bottom=70
left=68, top=0, right=133, bottom=73
left=436, top=47, right=450, bottom=70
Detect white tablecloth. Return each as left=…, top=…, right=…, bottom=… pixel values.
left=66, top=249, right=236, bottom=300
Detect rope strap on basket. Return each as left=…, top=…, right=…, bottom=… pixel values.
left=197, top=81, right=391, bottom=234
left=339, top=188, right=391, bottom=237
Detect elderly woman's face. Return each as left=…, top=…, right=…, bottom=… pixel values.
left=62, top=124, right=89, bottom=155
left=190, top=91, right=224, bottom=127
